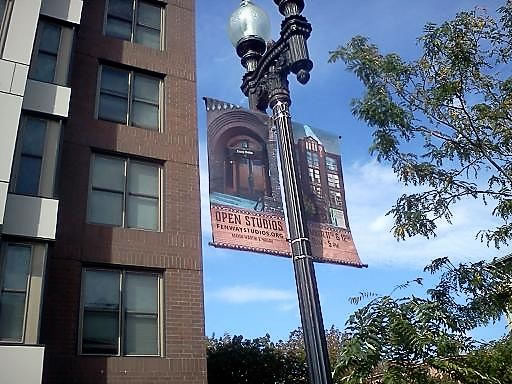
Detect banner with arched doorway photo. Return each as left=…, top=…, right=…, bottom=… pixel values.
left=204, top=97, right=364, bottom=268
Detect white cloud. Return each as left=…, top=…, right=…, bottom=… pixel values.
left=210, top=285, right=295, bottom=304
left=344, top=160, right=510, bottom=268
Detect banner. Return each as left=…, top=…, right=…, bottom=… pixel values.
left=205, top=97, right=364, bottom=267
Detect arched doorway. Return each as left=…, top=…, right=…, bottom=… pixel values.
left=224, top=135, right=268, bottom=201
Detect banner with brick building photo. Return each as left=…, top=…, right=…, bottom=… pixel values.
left=204, top=97, right=364, bottom=267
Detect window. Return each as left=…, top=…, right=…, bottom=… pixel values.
left=29, top=19, right=75, bottom=86
left=80, top=268, right=161, bottom=356
left=0, top=0, right=13, bottom=53
left=329, top=208, right=346, bottom=229
left=98, top=65, right=161, bottom=130
left=88, top=154, right=161, bottom=231
left=306, top=151, right=319, bottom=168
left=305, top=140, right=317, bottom=152
left=105, top=0, right=163, bottom=50
left=15, top=118, right=45, bottom=195
left=326, top=157, right=338, bottom=172
left=308, top=167, right=320, bottom=185
left=0, top=245, right=31, bottom=342
left=10, top=115, right=62, bottom=198
left=327, top=173, right=340, bottom=189
left=312, top=185, right=322, bottom=198
left=330, top=190, right=343, bottom=207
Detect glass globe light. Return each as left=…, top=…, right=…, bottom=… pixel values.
left=228, top=0, right=271, bottom=47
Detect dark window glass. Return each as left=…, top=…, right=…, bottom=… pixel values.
left=32, top=21, right=61, bottom=83
left=0, top=245, right=31, bottom=341
left=135, top=1, right=161, bottom=49
left=0, top=1, right=6, bottom=25
left=89, top=155, right=125, bottom=226
left=88, top=155, right=160, bottom=230
left=105, top=0, right=162, bottom=50
left=16, top=118, right=46, bottom=195
left=131, top=74, right=159, bottom=129
left=82, top=270, right=120, bottom=355
left=99, top=67, right=129, bottom=124
left=123, top=273, right=158, bottom=355
left=98, top=66, right=161, bottom=130
left=81, top=269, right=159, bottom=356
left=106, top=0, right=133, bottom=41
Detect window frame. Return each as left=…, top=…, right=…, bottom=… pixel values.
left=103, top=0, right=164, bottom=50
left=87, top=153, right=162, bottom=231
left=0, top=0, right=14, bottom=55
left=10, top=114, right=63, bottom=198
left=0, top=243, right=33, bottom=344
left=327, top=173, right=340, bottom=189
left=78, top=267, right=163, bottom=357
left=28, top=17, right=75, bottom=86
left=96, top=64, right=163, bottom=131
left=306, top=151, right=320, bottom=168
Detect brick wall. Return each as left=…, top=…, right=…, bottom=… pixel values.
left=40, top=0, right=206, bottom=383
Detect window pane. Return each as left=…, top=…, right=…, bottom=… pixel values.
left=106, top=17, right=132, bottom=41
left=99, top=94, right=128, bottom=124
left=124, top=273, right=158, bottom=313
left=0, top=0, right=7, bottom=27
left=101, top=66, right=129, bottom=95
left=133, top=74, right=159, bottom=103
left=82, top=310, right=119, bottom=354
left=127, top=195, right=158, bottom=230
left=108, top=0, right=133, bottom=20
left=32, top=52, right=57, bottom=83
left=135, top=25, right=160, bottom=49
left=92, top=155, right=125, bottom=191
left=3, top=245, right=31, bottom=290
left=22, top=118, right=46, bottom=156
left=83, top=270, right=120, bottom=307
left=39, top=22, right=60, bottom=54
left=137, top=2, right=161, bottom=29
left=89, top=190, right=123, bottom=226
left=129, top=162, right=158, bottom=197
left=16, top=156, right=42, bottom=195
left=0, top=292, right=26, bottom=341
left=124, top=314, right=158, bottom=355
left=131, top=101, right=158, bottom=129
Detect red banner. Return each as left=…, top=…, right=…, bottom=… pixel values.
left=205, top=97, right=365, bottom=268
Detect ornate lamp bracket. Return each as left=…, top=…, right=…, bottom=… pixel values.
left=239, top=0, right=313, bottom=112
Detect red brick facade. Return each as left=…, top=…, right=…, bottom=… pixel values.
left=40, top=1, right=205, bottom=383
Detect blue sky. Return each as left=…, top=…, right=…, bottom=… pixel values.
left=196, top=0, right=509, bottom=342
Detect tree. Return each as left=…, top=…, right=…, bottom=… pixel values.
left=327, top=2, right=512, bottom=383
left=331, top=258, right=512, bottom=383
left=206, top=333, right=308, bottom=384
left=206, top=326, right=347, bottom=384
left=329, top=2, right=512, bottom=247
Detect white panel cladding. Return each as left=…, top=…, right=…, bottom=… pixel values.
left=3, top=194, right=59, bottom=240
left=0, top=92, right=23, bottom=183
left=11, top=63, right=29, bottom=96
left=0, top=181, right=7, bottom=225
left=40, top=0, right=83, bottom=25
left=22, top=80, right=71, bottom=117
left=0, top=59, right=15, bottom=92
left=2, top=0, right=42, bottom=65
left=0, top=345, right=44, bottom=384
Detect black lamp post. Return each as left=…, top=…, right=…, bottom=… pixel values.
left=228, top=2, right=333, bottom=384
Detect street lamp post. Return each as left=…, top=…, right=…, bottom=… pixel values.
left=228, top=2, right=333, bottom=384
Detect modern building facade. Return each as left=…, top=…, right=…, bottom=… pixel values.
left=0, top=0, right=205, bottom=383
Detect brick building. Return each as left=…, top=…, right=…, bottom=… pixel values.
left=0, top=1, right=205, bottom=383
left=295, top=132, right=348, bottom=230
